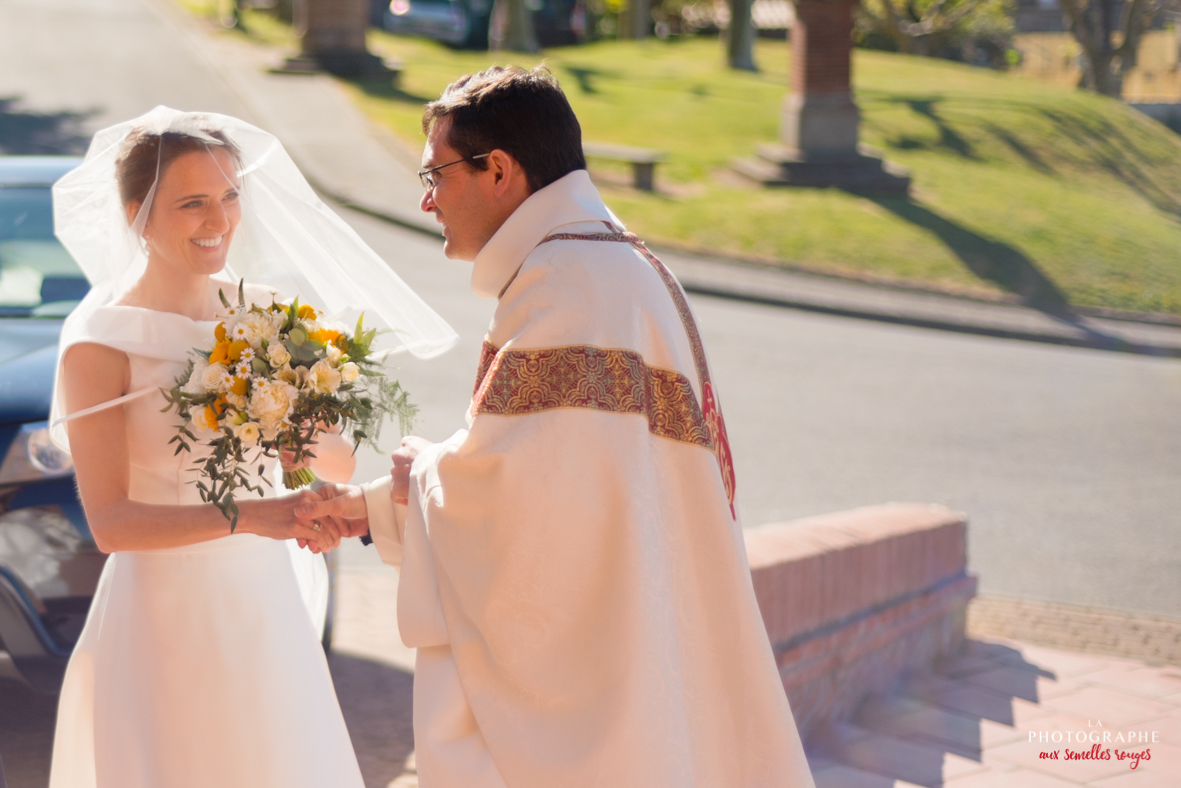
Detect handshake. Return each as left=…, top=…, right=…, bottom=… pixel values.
left=289, top=436, right=428, bottom=554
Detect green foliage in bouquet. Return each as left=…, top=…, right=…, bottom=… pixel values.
left=160, top=281, right=417, bottom=531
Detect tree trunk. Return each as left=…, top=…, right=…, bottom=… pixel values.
left=273, top=0, right=295, bottom=23
left=1057, top=0, right=1153, bottom=99
left=619, top=0, right=651, bottom=40
left=490, top=0, right=539, bottom=52
left=1082, top=49, right=1123, bottom=95
left=727, top=0, right=758, bottom=70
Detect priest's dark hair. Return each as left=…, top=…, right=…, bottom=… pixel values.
left=422, top=65, right=586, bottom=194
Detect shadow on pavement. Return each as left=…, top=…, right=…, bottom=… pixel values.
left=329, top=651, right=416, bottom=788
left=0, top=653, right=414, bottom=788
left=807, top=638, right=1056, bottom=786
left=0, top=676, right=55, bottom=788
left=0, top=99, right=95, bottom=156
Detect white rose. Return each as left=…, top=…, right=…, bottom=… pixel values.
left=340, top=362, right=360, bottom=383
left=227, top=393, right=248, bottom=410
left=200, top=363, right=232, bottom=393
left=276, top=364, right=307, bottom=389
left=304, top=358, right=342, bottom=394
left=234, top=421, right=261, bottom=448
left=259, top=417, right=282, bottom=442
left=268, top=343, right=291, bottom=368
left=240, top=311, right=280, bottom=347
left=182, top=362, right=205, bottom=394
left=247, top=380, right=297, bottom=430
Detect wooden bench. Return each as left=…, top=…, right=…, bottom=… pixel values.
left=582, top=141, right=667, bottom=192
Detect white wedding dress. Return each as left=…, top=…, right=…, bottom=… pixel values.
left=48, top=299, right=365, bottom=788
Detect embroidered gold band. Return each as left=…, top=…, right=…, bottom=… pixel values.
left=536, top=228, right=738, bottom=518
left=472, top=341, right=713, bottom=450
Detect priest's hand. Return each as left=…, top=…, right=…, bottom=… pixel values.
left=294, top=482, right=370, bottom=551
left=391, top=436, right=433, bottom=504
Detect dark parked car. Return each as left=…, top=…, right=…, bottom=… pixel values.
left=381, top=0, right=586, bottom=50
left=0, top=155, right=101, bottom=693
left=0, top=157, right=338, bottom=694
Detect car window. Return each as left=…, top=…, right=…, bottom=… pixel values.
left=0, top=187, right=88, bottom=317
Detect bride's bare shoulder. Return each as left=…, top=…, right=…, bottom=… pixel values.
left=62, top=341, right=130, bottom=406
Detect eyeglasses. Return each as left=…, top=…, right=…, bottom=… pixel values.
left=418, top=153, right=491, bottom=190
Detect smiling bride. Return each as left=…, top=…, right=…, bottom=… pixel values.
left=45, top=107, right=457, bottom=788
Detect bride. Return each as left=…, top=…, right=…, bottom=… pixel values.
left=46, top=107, right=458, bottom=787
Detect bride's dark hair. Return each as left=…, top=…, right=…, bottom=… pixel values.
left=115, top=128, right=242, bottom=212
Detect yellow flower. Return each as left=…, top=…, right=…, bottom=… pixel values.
left=309, top=328, right=342, bottom=347
left=214, top=322, right=227, bottom=343
left=231, top=376, right=249, bottom=396
left=297, top=304, right=318, bottom=320
left=197, top=405, right=221, bottom=432
left=227, top=340, right=250, bottom=362
left=209, top=341, right=231, bottom=365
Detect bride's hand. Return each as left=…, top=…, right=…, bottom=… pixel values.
left=293, top=483, right=368, bottom=551
left=236, top=493, right=341, bottom=553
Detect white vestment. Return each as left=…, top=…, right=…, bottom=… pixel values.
left=363, top=170, right=815, bottom=787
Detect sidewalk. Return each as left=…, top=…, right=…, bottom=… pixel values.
left=810, top=636, right=1181, bottom=787
left=331, top=571, right=1181, bottom=787
left=158, top=2, right=1181, bottom=360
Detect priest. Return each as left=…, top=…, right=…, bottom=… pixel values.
left=297, top=65, right=815, bottom=787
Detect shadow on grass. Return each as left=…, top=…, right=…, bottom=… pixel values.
left=0, top=98, right=95, bottom=155
left=870, top=196, right=1071, bottom=312
left=877, top=95, right=978, bottom=160
left=1035, top=105, right=1181, bottom=217
left=350, top=79, right=435, bottom=106
left=563, top=65, right=621, bottom=95
left=866, top=196, right=1164, bottom=349
left=863, top=90, right=1181, bottom=217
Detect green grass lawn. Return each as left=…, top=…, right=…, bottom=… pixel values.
left=187, top=5, right=1181, bottom=316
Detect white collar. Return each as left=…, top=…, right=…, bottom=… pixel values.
left=471, top=169, right=623, bottom=299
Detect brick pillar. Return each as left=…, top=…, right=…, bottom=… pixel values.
left=731, top=0, right=909, bottom=193
left=782, top=0, right=860, bottom=156
left=283, top=0, right=393, bottom=78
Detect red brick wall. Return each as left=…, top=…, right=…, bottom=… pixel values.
left=792, top=0, right=855, bottom=97
left=744, top=503, right=976, bottom=738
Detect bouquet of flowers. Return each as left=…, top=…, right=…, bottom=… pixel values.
left=161, top=281, right=416, bottom=531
